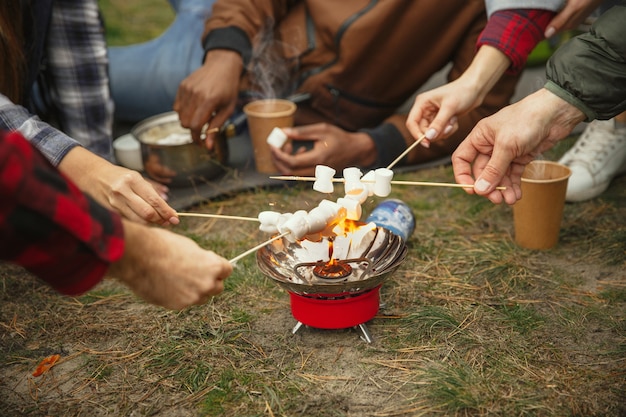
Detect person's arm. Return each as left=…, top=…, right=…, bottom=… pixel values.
left=0, top=129, right=124, bottom=295
left=452, top=88, right=585, bottom=204
left=545, top=1, right=626, bottom=121
left=0, top=130, right=233, bottom=310
left=0, top=94, right=178, bottom=225
left=44, top=0, right=115, bottom=160
left=406, top=8, right=554, bottom=146
left=174, top=0, right=292, bottom=143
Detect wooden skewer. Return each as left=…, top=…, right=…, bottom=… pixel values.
left=178, top=212, right=259, bottom=222
left=269, top=176, right=506, bottom=190
left=386, top=134, right=426, bottom=170
left=229, top=231, right=290, bottom=264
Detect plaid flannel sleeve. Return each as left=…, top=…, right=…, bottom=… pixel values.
left=477, top=9, right=555, bottom=74
left=0, top=130, right=124, bottom=296
left=44, top=0, right=114, bottom=161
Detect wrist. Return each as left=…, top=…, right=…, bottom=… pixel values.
left=204, top=49, right=244, bottom=73
left=353, top=132, right=377, bottom=167
left=533, top=88, right=586, bottom=130
left=460, top=45, right=510, bottom=100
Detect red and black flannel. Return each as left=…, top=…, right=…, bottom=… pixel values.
left=478, top=9, right=555, bottom=74
left=0, top=130, right=124, bottom=295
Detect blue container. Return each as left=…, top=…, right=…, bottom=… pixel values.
left=365, top=199, right=415, bottom=241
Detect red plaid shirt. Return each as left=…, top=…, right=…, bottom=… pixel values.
left=478, top=9, right=556, bottom=74
left=0, top=130, right=124, bottom=295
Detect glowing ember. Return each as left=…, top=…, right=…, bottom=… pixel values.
left=313, top=259, right=353, bottom=279
left=311, top=237, right=353, bottom=279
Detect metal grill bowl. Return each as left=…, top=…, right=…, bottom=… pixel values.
left=256, top=225, right=407, bottom=296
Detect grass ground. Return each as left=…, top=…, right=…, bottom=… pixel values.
left=1, top=2, right=625, bottom=416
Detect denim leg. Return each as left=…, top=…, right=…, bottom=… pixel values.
left=108, top=0, right=216, bottom=122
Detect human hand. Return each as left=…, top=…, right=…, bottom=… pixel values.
left=406, top=80, right=469, bottom=146
left=109, top=221, right=233, bottom=310
left=173, top=50, right=243, bottom=148
left=452, top=89, right=585, bottom=204
left=406, top=45, right=510, bottom=146
left=59, top=147, right=179, bottom=225
left=270, top=123, right=377, bottom=176
left=544, top=0, right=604, bottom=37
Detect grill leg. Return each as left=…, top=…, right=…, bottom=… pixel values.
left=291, top=321, right=304, bottom=335
left=356, top=323, right=373, bottom=343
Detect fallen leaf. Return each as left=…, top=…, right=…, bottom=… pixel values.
left=32, top=354, right=61, bottom=377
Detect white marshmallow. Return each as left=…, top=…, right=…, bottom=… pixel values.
left=266, top=127, right=288, bottom=148
left=313, top=165, right=336, bottom=194
left=343, top=167, right=362, bottom=183
left=280, top=210, right=309, bottom=241
left=374, top=168, right=393, bottom=197
left=361, top=170, right=376, bottom=196
left=258, top=210, right=282, bottom=234
left=306, top=207, right=329, bottom=235
left=276, top=212, right=293, bottom=234
left=336, top=197, right=362, bottom=221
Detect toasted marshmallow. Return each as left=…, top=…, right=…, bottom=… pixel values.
left=266, top=127, right=288, bottom=148
left=306, top=206, right=330, bottom=235
left=337, top=197, right=362, bottom=221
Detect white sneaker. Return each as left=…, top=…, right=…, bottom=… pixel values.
left=558, top=119, right=626, bottom=202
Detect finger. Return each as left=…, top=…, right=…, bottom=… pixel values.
left=129, top=181, right=179, bottom=224
left=406, top=102, right=426, bottom=140
left=451, top=141, right=481, bottom=195
left=271, top=147, right=318, bottom=176
left=472, top=145, right=515, bottom=196
left=282, top=124, right=326, bottom=140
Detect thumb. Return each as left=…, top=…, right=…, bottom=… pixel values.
left=473, top=148, right=512, bottom=195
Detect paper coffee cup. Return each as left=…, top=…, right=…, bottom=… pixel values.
left=243, top=99, right=296, bottom=173
left=513, top=160, right=571, bottom=249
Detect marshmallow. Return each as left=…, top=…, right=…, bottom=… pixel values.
left=276, top=212, right=293, bottom=234
left=258, top=210, right=282, bottom=234
left=337, top=197, right=362, bottom=221
left=374, top=168, right=393, bottom=197
left=345, top=182, right=369, bottom=204
left=280, top=210, right=310, bottom=242
left=343, top=167, right=362, bottom=183
left=266, top=127, right=288, bottom=148
left=313, top=165, right=336, bottom=194
left=306, top=207, right=330, bottom=235
left=317, top=199, right=342, bottom=222
left=361, top=170, right=376, bottom=196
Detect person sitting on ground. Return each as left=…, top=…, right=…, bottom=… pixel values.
left=449, top=1, right=626, bottom=205
left=0, top=129, right=233, bottom=311
left=108, top=0, right=217, bottom=122
left=0, top=0, right=177, bottom=225
left=171, top=0, right=522, bottom=177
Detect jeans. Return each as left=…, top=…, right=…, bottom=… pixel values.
left=108, top=0, right=216, bottom=122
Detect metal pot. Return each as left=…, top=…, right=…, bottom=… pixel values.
left=131, top=111, right=228, bottom=188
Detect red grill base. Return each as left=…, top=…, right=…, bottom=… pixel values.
left=288, top=285, right=381, bottom=329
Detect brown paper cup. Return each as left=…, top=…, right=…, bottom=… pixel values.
left=513, top=160, right=571, bottom=249
left=243, top=99, right=296, bottom=173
